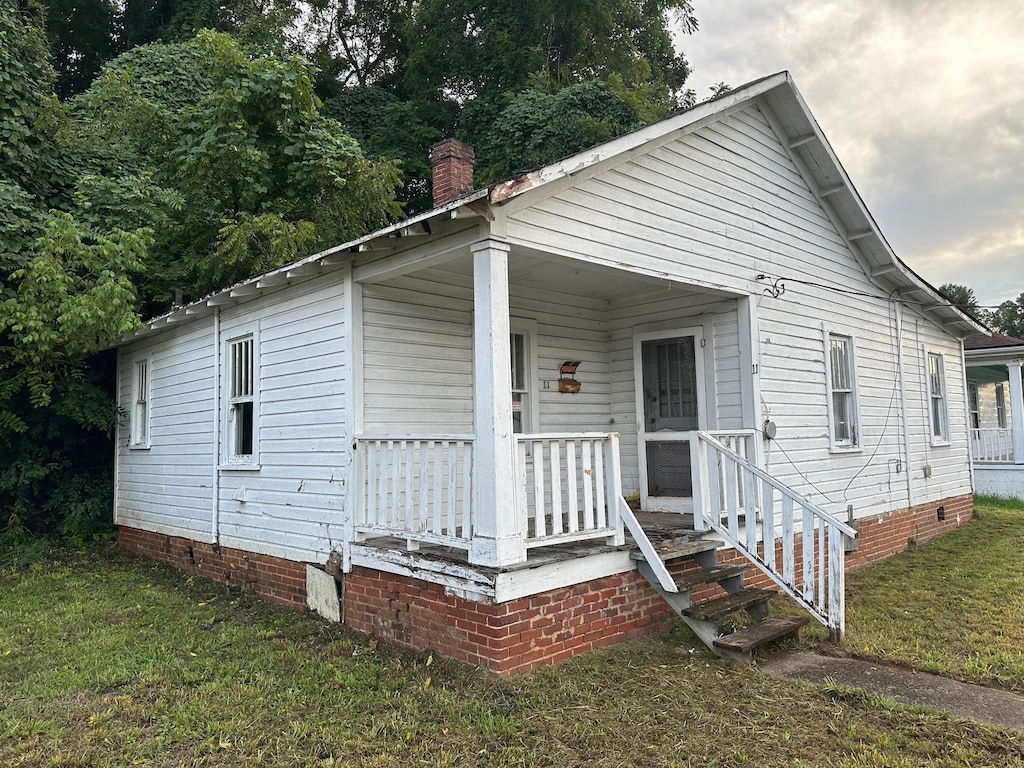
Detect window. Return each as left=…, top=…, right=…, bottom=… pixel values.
left=130, top=359, right=150, bottom=447
left=510, top=331, right=528, bottom=434
left=968, top=382, right=980, bottom=430
left=227, top=335, right=257, bottom=462
left=926, top=352, right=948, bottom=443
left=996, top=383, right=1008, bottom=429
left=825, top=333, right=859, bottom=449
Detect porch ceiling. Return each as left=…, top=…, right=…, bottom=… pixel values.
left=439, top=245, right=738, bottom=302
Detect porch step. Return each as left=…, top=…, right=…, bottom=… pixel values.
left=630, top=536, right=724, bottom=563
left=714, top=616, right=810, bottom=654
left=673, top=563, right=749, bottom=591
left=682, top=587, right=777, bottom=622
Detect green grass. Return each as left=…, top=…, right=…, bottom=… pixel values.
left=812, top=495, right=1024, bottom=691
left=3, top=545, right=1024, bottom=766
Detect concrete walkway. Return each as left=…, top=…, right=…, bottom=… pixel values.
left=761, top=651, right=1024, bottom=731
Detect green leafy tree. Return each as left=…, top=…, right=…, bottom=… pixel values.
left=938, top=283, right=986, bottom=323
left=990, top=293, right=1024, bottom=340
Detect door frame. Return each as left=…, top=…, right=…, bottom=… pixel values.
left=633, top=320, right=715, bottom=512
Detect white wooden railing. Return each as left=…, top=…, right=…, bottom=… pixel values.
left=971, top=428, right=1014, bottom=462
left=515, top=432, right=626, bottom=549
left=690, top=431, right=857, bottom=640
left=352, top=435, right=474, bottom=550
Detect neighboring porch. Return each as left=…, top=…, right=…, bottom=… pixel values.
left=343, top=234, right=855, bottom=643
left=964, top=334, right=1024, bottom=498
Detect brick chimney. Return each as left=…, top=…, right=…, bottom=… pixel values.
left=430, top=138, right=475, bottom=207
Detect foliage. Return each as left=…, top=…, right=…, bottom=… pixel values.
left=989, top=292, right=1024, bottom=340
left=938, top=282, right=986, bottom=324
left=477, top=77, right=661, bottom=183
left=77, top=30, right=403, bottom=302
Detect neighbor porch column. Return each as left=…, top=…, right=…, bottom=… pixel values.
left=1008, top=360, right=1024, bottom=464
left=470, top=238, right=524, bottom=566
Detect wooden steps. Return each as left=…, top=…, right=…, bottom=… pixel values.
left=631, top=530, right=811, bottom=661
left=714, top=616, right=810, bottom=654
left=682, top=588, right=776, bottom=622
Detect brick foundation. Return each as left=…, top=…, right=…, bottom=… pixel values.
left=119, top=492, right=973, bottom=675
left=118, top=527, right=308, bottom=610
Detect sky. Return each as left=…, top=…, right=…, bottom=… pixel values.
left=679, top=1, right=1024, bottom=308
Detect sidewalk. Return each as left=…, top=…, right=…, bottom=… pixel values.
left=760, top=651, right=1024, bottom=731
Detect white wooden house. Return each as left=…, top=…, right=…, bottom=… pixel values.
left=965, top=333, right=1024, bottom=497
left=114, top=73, right=981, bottom=674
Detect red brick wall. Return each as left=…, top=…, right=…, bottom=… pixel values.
left=118, top=492, right=973, bottom=675
left=429, top=138, right=475, bottom=206
left=118, top=527, right=307, bottom=610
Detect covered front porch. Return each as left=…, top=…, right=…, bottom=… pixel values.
left=342, top=233, right=853, bottom=638
left=965, top=336, right=1024, bottom=497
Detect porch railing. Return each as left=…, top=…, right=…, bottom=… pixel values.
left=352, top=435, right=474, bottom=551
left=515, top=432, right=626, bottom=549
left=690, top=431, right=857, bottom=640
left=971, top=427, right=1014, bottom=463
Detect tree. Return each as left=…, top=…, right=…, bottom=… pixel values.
left=75, top=31, right=403, bottom=306
left=938, top=283, right=985, bottom=323
left=990, top=293, right=1024, bottom=340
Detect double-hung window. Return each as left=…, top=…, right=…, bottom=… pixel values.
left=996, top=383, right=1008, bottom=429
left=130, top=358, right=151, bottom=448
left=968, top=382, right=980, bottom=430
left=227, top=334, right=258, bottom=464
left=926, top=352, right=949, bottom=443
left=510, top=331, right=529, bottom=434
left=825, top=332, right=859, bottom=450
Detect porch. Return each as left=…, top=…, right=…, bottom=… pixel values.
left=344, top=234, right=855, bottom=640
left=964, top=337, right=1024, bottom=497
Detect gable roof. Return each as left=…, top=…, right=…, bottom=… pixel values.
left=116, top=71, right=983, bottom=345
left=965, top=333, right=1024, bottom=351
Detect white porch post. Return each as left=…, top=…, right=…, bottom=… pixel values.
left=470, top=238, right=524, bottom=566
left=1008, top=360, right=1024, bottom=465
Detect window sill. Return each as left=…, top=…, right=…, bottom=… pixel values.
left=929, top=440, right=951, bottom=448
left=128, top=444, right=151, bottom=451
left=829, top=446, right=863, bottom=455
left=218, top=463, right=262, bottom=472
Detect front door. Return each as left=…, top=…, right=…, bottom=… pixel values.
left=635, top=328, right=706, bottom=513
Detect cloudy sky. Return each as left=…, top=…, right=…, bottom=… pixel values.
left=680, top=1, right=1024, bottom=307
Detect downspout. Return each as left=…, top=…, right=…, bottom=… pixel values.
left=212, top=307, right=222, bottom=547
left=894, top=299, right=914, bottom=508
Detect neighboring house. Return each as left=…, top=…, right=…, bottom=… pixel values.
left=964, top=333, right=1024, bottom=497
left=113, top=72, right=981, bottom=675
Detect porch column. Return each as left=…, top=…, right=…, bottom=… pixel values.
left=470, top=238, right=524, bottom=566
left=1008, top=360, right=1024, bottom=464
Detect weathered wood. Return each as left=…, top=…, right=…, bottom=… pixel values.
left=629, top=537, right=724, bottom=562
left=713, top=616, right=809, bottom=653
left=673, top=563, right=748, bottom=591
left=682, top=587, right=777, bottom=622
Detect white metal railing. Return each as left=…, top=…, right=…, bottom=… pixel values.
left=353, top=435, right=474, bottom=550
left=971, top=428, right=1014, bottom=462
left=515, top=432, right=626, bottom=549
left=690, top=431, right=857, bottom=640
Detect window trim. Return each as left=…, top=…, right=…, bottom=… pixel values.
left=823, top=328, right=861, bottom=453
left=129, top=357, right=152, bottom=449
left=925, top=351, right=950, bottom=445
left=510, top=319, right=539, bottom=435
left=222, top=329, right=261, bottom=468
left=968, top=381, right=980, bottom=430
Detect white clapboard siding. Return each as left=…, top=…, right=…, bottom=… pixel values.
left=215, top=275, right=349, bottom=562
left=117, top=321, right=216, bottom=539
left=506, top=103, right=971, bottom=517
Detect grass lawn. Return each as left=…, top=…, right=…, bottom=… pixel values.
left=3, top=543, right=1024, bottom=766
left=820, top=495, right=1024, bottom=690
